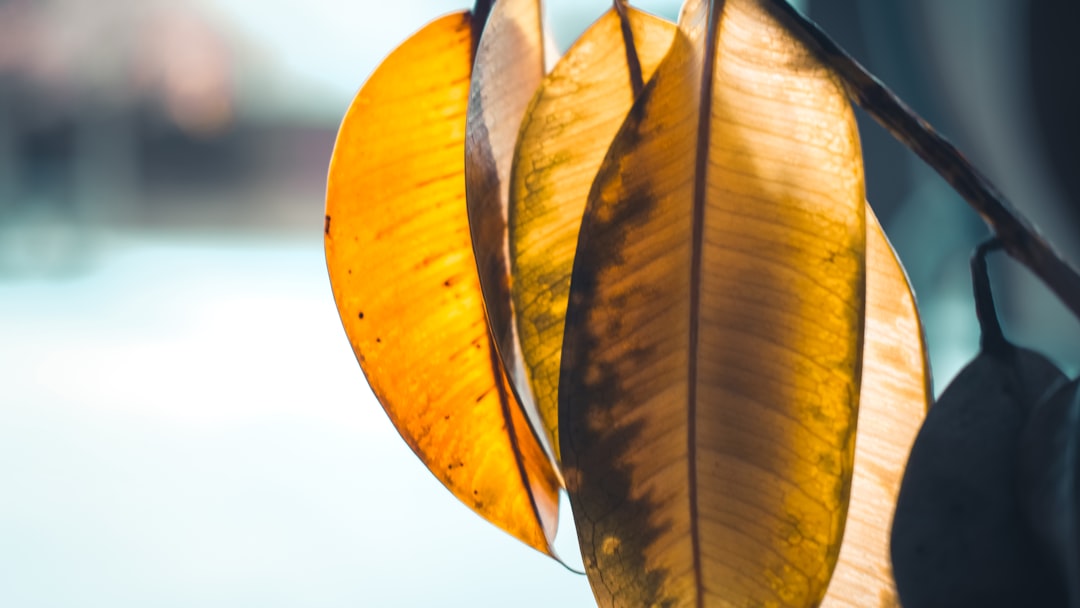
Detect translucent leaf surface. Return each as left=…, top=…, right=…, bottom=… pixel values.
left=559, top=0, right=867, bottom=605
left=510, top=5, right=677, bottom=461
left=820, top=212, right=930, bottom=608
left=465, top=0, right=549, bottom=439
left=324, top=12, right=560, bottom=556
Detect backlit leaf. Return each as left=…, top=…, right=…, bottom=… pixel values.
left=465, top=0, right=549, bottom=441
left=324, top=12, right=560, bottom=556
left=821, top=212, right=930, bottom=608
left=559, top=0, right=867, bottom=605
left=510, top=4, right=677, bottom=460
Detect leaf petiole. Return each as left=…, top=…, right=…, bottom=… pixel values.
left=971, top=239, right=1009, bottom=354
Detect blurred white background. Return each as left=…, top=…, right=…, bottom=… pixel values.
left=1, top=0, right=1076, bottom=606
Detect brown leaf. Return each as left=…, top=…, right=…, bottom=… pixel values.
left=559, top=0, right=867, bottom=605
left=510, top=5, right=677, bottom=461
left=465, top=0, right=550, bottom=445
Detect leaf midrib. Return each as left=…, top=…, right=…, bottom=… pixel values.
left=687, top=1, right=726, bottom=606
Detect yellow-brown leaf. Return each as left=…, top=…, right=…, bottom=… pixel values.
left=510, top=6, right=677, bottom=461
left=559, top=0, right=866, bottom=605
left=324, top=12, right=560, bottom=556
left=821, top=211, right=931, bottom=608
left=465, top=0, right=549, bottom=441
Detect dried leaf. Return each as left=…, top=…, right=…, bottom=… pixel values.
left=324, top=12, right=560, bottom=556
left=465, top=0, right=549, bottom=437
left=821, top=211, right=930, bottom=608
left=559, top=0, right=867, bottom=605
left=510, top=5, right=677, bottom=460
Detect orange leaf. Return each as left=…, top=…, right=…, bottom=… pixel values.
left=324, top=11, right=560, bottom=557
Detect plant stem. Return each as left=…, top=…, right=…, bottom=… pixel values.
left=764, top=0, right=1080, bottom=323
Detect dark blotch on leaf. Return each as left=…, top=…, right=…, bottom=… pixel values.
left=560, top=139, right=676, bottom=602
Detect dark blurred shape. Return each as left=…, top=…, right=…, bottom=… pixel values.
left=807, top=0, right=1080, bottom=378
left=1028, top=0, right=1080, bottom=225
